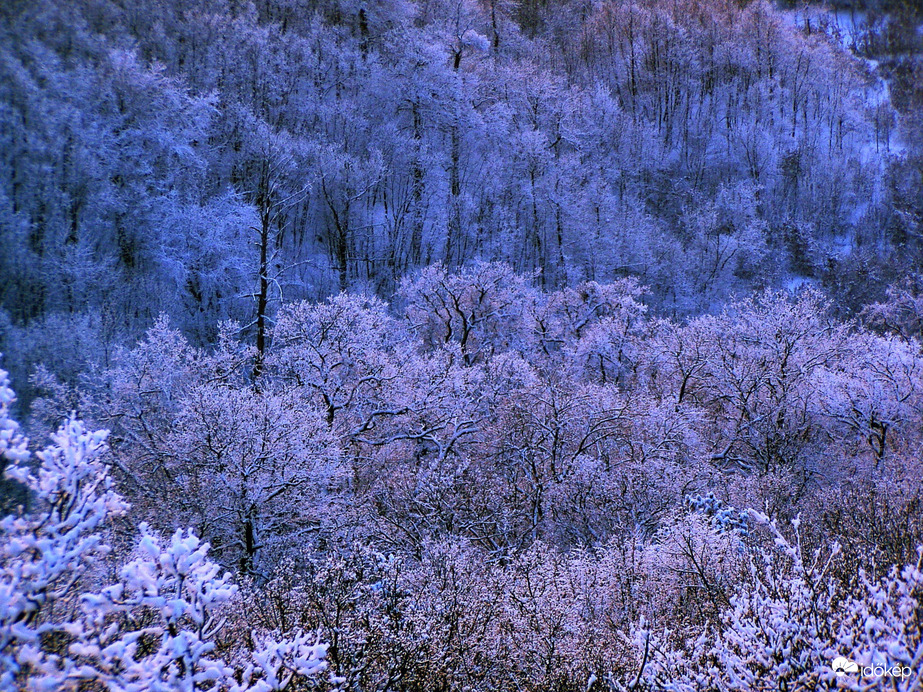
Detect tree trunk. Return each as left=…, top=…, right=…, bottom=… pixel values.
left=252, top=207, right=270, bottom=379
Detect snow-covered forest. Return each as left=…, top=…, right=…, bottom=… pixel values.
left=1, top=0, right=922, bottom=689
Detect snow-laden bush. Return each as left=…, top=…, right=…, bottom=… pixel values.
left=620, top=510, right=923, bottom=691
left=0, top=364, right=331, bottom=691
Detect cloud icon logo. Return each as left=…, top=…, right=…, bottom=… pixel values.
left=832, top=657, right=859, bottom=676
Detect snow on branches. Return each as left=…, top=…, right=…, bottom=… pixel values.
left=0, top=365, right=331, bottom=691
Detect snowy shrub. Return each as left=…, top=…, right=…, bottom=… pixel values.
left=0, top=366, right=331, bottom=690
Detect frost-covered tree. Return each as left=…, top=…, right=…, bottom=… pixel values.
left=168, top=383, right=341, bottom=573
left=400, top=262, right=538, bottom=365
left=0, top=364, right=127, bottom=688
